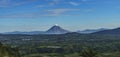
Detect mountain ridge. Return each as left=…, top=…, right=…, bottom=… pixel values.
left=2, top=25, right=116, bottom=35
left=2, top=25, right=70, bottom=35
left=77, top=28, right=108, bottom=34
left=92, top=27, right=120, bottom=34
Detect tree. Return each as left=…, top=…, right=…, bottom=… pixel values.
left=80, top=47, right=101, bottom=57
left=0, top=42, right=20, bottom=57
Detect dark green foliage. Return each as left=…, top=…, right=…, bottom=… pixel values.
left=0, top=42, right=20, bottom=57
left=80, top=47, right=100, bottom=57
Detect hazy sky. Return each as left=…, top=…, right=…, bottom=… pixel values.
left=0, top=0, right=120, bottom=32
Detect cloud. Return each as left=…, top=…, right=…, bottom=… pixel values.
left=0, top=0, right=88, bottom=8
left=0, top=13, right=57, bottom=18
left=0, top=0, right=91, bottom=18
left=69, top=2, right=79, bottom=6
left=0, top=8, right=80, bottom=18
left=0, top=13, right=50, bottom=18
left=36, top=0, right=82, bottom=8
left=0, top=8, right=95, bottom=18
left=0, top=0, right=37, bottom=8
left=36, top=0, right=61, bottom=8
left=45, top=8, right=79, bottom=16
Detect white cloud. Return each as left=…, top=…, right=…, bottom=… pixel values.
left=0, top=8, right=80, bottom=18
left=46, top=8, right=79, bottom=15
left=35, top=0, right=60, bottom=8
left=69, top=2, right=79, bottom=6
left=0, top=8, right=95, bottom=18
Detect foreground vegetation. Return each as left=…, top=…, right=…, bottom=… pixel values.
left=1, top=33, right=120, bottom=57
left=0, top=42, right=20, bottom=57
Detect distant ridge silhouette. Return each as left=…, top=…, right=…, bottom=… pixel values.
left=3, top=25, right=116, bottom=35
left=92, top=27, right=120, bottom=34
left=3, top=25, right=70, bottom=34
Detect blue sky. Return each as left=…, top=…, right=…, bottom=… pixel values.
left=0, top=0, right=120, bottom=32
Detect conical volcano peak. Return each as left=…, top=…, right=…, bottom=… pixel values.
left=55, top=24, right=58, bottom=26
left=46, top=25, right=69, bottom=34
left=51, top=24, right=62, bottom=29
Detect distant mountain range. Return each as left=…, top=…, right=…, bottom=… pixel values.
left=93, top=27, right=120, bottom=34
left=3, top=25, right=70, bottom=35
left=77, top=28, right=108, bottom=34
left=3, top=31, right=45, bottom=35
left=3, top=25, right=119, bottom=35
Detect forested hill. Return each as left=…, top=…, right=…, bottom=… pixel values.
left=1, top=32, right=120, bottom=57
left=92, top=27, right=120, bottom=35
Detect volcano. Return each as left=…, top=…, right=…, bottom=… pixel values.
left=46, top=25, right=70, bottom=34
